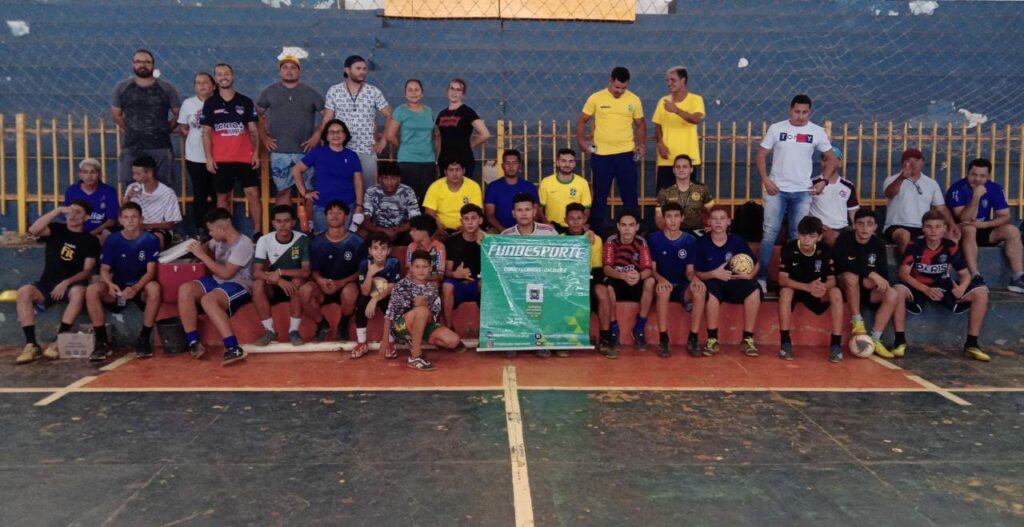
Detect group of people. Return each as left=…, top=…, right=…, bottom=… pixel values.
left=12, top=52, right=1023, bottom=369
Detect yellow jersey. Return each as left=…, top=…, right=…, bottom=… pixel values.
left=581, top=89, right=644, bottom=155
left=538, top=173, right=592, bottom=226
left=652, top=92, right=705, bottom=167
left=423, top=177, right=483, bottom=230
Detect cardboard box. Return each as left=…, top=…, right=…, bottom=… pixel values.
left=57, top=325, right=97, bottom=359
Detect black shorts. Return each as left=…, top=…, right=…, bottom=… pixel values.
left=785, top=289, right=832, bottom=315
left=883, top=225, right=922, bottom=244
left=897, top=281, right=987, bottom=314
left=668, top=282, right=692, bottom=305
left=975, top=227, right=996, bottom=247
left=589, top=269, right=605, bottom=313
left=704, top=278, right=761, bottom=304
left=265, top=283, right=297, bottom=305
left=147, top=228, right=173, bottom=248
left=858, top=285, right=882, bottom=310
left=31, top=280, right=87, bottom=311
left=213, top=162, right=259, bottom=193
left=604, top=277, right=645, bottom=302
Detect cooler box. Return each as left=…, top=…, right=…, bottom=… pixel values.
left=158, top=260, right=207, bottom=304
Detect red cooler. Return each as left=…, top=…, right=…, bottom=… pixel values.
left=158, top=260, right=207, bottom=304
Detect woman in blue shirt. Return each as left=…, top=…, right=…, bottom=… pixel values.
left=385, top=79, right=437, bottom=203
left=293, top=119, right=364, bottom=232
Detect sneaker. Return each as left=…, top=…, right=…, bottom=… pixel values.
left=350, top=343, right=369, bottom=359
left=850, top=319, right=867, bottom=335
left=873, top=340, right=894, bottom=359
left=90, top=341, right=112, bottom=362
left=658, top=336, right=671, bottom=358
left=289, top=330, right=303, bottom=346
left=452, top=342, right=467, bottom=354
left=1008, top=276, right=1024, bottom=294
left=757, top=278, right=768, bottom=295
left=632, top=325, right=647, bottom=349
left=254, top=329, right=278, bottom=347
left=136, top=334, right=154, bottom=359
left=188, top=340, right=206, bottom=359
left=609, top=321, right=620, bottom=343
left=555, top=349, right=570, bottom=358
left=314, top=322, right=331, bottom=342
left=779, top=342, right=793, bottom=360
left=963, top=346, right=991, bottom=362
left=687, top=336, right=701, bottom=357
left=504, top=350, right=518, bottom=359
left=704, top=337, right=720, bottom=356
left=891, top=343, right=906, bottom=358
left=829, top=344, right=843, bottom=363
left=15, top=343, right=42, bottom=365
left=407, top=356, right=435, bottom=370
left=740, top=337, right=759, bottom=357
left=969, top=274, right=986, bottom=288
left=336, top=324, right=350, bottom=342
left=599, top=340, right=619, bottom=359
left=222, top=346, right=247, bottom=366
left=42, top=342, right=60, bottom=360
left=535, top=349, right=552, bottom=358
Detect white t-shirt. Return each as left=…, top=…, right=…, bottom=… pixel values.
left=324, top=83, right=389, bottom=155
left=809, top=177, right=859, bottom=229
left=177, top=96, right=206, bottom=163
left=501, top=223, right=559, bottom=236
left=883, top=173, right=945, bottom=229
left=126, top=182, right=183, bottom=224
left=760, top=120, right=833, bottom=192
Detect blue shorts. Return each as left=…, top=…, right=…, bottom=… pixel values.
left=270, top=152, right=314, bottom=193
left=196, top=276, right=251, bottom=315
left=444, top=278, right=480, bottom=307
left=704, top=278, right=761, bottom=305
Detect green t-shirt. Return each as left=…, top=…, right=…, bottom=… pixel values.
left=254, top=231, right=310, bottom=270
left=393, top=104, right=436, bottom=163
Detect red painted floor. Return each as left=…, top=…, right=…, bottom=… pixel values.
left=86, top=344, right=920, bottom=391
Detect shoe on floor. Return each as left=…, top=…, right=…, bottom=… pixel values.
left=704, top=337, right=720, bottom=356
left=15, top=343, right=42, bottom=365
left=850, top=319, right=867, bottom=335
left=407, top=356, right=435, bottom=370
left=188, top=340, right=206, bottom=359
left=535, top=349, right=552, bottom=358
left=136, top=333, right=154, bottom=358
left=963, top=346, right=991, bottom=362
left=221, top=346, right=247, bottom=366
left=779, top=342, right=793, bottom=360
left=740, top=337, right=759, bottom=357
left=873, top=340, right=894, bottom=359
left=90, top=341, right=112, bottom=362
left=687, top=337, right=701, bottom=357
left=254, top=329, right=278, bottom=346
left=42, top=342, right=60, bottom=360
left=829, top=344, right=843, bottom=363
left=288, top=330, right=304, bottom=346
left=1008, top=275, right=1024, bottom=294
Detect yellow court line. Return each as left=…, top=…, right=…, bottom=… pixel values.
left=868, top=355, right=903, bottom=370
left=503, top=366, right=535, bottom=527
left=0, top=387, right=64, bottom=393
left=906, top=375, right=973, bottom=406
left=76, top=385, right=504, bottom=393
left=99, top=355, right=134, bottom=372
left=33, top=375, right=97, bottom=406
left=516, top=386, right=932, bottom=393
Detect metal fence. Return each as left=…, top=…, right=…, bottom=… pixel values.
left=2, top=112, right=1022, bottom=233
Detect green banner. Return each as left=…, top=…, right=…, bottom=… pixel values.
left=479, top=235, right=592, bottom=351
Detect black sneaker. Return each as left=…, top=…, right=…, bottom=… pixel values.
left=632, top=325, right=647, bottom=349
left=687, top=336, right=701, bottom=357
left=779, top=342, right=794, bottom=361
left=829, top=344, right=843, bottom=363
left=970, top=274, right=986, bottom=288
left=535, top=349, right=552, bottom=358
left=451, top=341, right=467, bottom=354
left=90, top=341, right=112, bottom=362
left=222, top=346, right=247, bottom=366
left=336, top=324, right=350, bottom=341
left=135, top=334, right=154, bottom=359
left=188, top=340, right=206, bottom=359
left=599, top=339, right=619, bottom=359
left=504, top=350, right=518, bottom=359
left=658, top=336, right=671, bottom=358
left=315, top=321, right=331, bottom=342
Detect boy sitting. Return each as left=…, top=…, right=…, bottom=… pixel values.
left=351, top=231, right=401, bottom=359
left=648, top=202, right=705, bottom=357
left=252, top=204, right=310, bottom=347
left=602, top=209, right=655, bottom=357
left=776, top=216, right=844, bottom=362
left=443, top=204, right=484, bottom=331
left=565, top=203, right=610, bottom=357
left=407, top=214, right=446, bottom=284
left=299, top=201, right=366, bottom=342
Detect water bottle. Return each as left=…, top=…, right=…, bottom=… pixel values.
left=297, top=203, right=310, bottom=232
left=116, top=293, right=126, bottom=308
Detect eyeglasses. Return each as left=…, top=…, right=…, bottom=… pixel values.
left=910, top=179, right=923, bottom=195
left=327, top=129, right=345, bottom=135
left=448, top=86, right=464, bottom=92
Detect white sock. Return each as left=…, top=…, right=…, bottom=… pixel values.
left=389, top=333, right=395, bottom=343
left=356, top=327, right=367, bottom=344
left=852, top=314, right=863, bottom=322
left=289, top=317, right=301, bottom=332
left=261, top=318, right=275, bottom=332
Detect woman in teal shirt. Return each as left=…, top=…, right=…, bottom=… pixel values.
left=385, top=79, right=437, bottom=203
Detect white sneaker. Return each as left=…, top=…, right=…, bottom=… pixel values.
left=1008, top=276, right=1024, bottom=294
left=757, top=279, right=768, bottom=294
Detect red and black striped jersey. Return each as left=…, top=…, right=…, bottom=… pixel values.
left=603, top=235, right=652, bottom=273
left=902, top=238, right=964, bottom=287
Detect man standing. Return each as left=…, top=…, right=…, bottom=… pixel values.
left=64, top=158, right=119, bottom=242
left=362, top=161, right=421, bottom=245
left=257, top=55, right=326, bottom=210
left=124, top=154, right=182, bottom=249
left=883, top=148, right=960, bottom=252
left=538, top=149, right=592, bottom=230
left=111, top=49, right=180, bottom=186
left=755, top=94, right=838, bottom=293
left=202, top=63, right=261, bottom=238
left=324, top=55, right=392, bottom=193
left=653, top=66, right=705, bottom=191
left=945, top=158, right=1024, bottom=292
left=485, top=150, right=539, bottom=232
left=577, top=66, right=645, bottom=234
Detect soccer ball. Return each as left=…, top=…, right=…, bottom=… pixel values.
left=849, top=334, right=875, bottom=358
left=729, top=253, right=755, bottom=275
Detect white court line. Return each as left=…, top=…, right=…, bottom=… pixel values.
left=869, top=355, right=903, bottom=370
left=99, top=354, right=134, bottom=372
left=906, top=375, right=972, bottom=406
left=33, top=375, right=97, bottom=406
left=949, top=387, right=1024, bottom=393
left=502, top=365, right=535, bottom=527
left=517, top=386, right=932, bottom=393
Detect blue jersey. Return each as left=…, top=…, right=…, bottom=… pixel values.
left=695, top=233, right=753, bottom=272
left=100, top=231, right=160, bottom=286
left=484, top=177, right=539, bottom=229
left=64, top=182, right=120, bottom=232
left=310, top=232, right=366, bottom=280
left=648, top=231, right=697, bottom=285
left=945, top=178, right=1008, bottom=221
left=301, top=145, right=362, bottom=207
left=357, top=256, right=401, bottom=284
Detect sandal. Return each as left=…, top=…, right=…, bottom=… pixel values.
left=383, top=346, right=399, bottom=360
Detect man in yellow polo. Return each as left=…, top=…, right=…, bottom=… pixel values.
left=653, top=65, right=705, bottom=191
left=423, top=157, right=483, bottom=236
left=577, top=66, right=645, bottom=234
left=538, top=148, right=592, bottom=230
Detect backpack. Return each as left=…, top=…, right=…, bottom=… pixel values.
left=731, top=201, right=764, bottom=242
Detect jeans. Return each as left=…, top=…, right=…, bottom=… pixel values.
left=591, top=152, right=638, bottom=234
left=758, top=190, right=811, bottom=281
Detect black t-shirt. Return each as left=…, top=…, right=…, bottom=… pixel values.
left=111, top=78, right=180, bottom=150
left=444, top=234, right=481, bottom=279
left=832, top=230, right=888, bottom=280
left=39, top=223, right=101, bottom=285
left=435, top=104, right=480, bottom=165
left=780, top=240, right=834, bottom=283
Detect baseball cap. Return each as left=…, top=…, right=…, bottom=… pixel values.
left=279, top=55, right=300, bottom=68
left=901, top=148, right=923, bottom=162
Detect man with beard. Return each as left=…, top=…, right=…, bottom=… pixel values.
left=111, top=49, right=181, bottom=186
left=201, top=63, right=262, bottom=239
left=323, top=55, right=392, bottom=193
